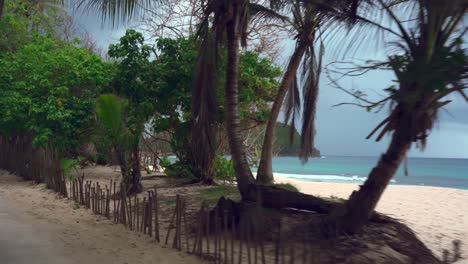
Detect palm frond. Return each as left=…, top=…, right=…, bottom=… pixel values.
left=283, top=75, right=301, bottom=146
left=76, top=0, right=159, bottom=25
left=299, top=41, right=323, bottom=162
left=96, top=94, right=124, bottom=143
left=249, top=2, right=293, bottom=26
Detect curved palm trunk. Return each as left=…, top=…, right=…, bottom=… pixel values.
left=256, top=41, right=308, bottom=184
left=225, top=20, right=255, bottom=198
left=332, top=121, right=412, bottom=233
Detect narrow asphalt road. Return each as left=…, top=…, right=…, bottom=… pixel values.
left=0, top=197, right=74, bottom=264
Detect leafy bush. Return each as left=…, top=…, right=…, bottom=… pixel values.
left=159, top=156, right=172, bottom=169
left=61, top=158, right=79, bottom=181
left=163, top=161, right=197, bottom=182
left=214, top=155, right=235, bottom=182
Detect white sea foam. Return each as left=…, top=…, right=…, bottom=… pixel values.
left=273, top=172, right=397, bottom=183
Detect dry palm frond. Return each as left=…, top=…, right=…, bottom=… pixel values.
left=298, top=40, right=324, bottom=162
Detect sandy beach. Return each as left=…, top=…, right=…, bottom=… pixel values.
left=275, top=175, right=468, bottom=258
left=0, top=170, right=203, bottom=264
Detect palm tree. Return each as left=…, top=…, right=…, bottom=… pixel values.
left=194, top=0, right=257, bottom=197
left=256, top=1, right=324, bottom=184
left=256, top=0, right=368, bottom=184
left=96, top=94, right=143, bottom=193
left=331, top=0, right=468, bottom=233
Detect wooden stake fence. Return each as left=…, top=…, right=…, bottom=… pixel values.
left=0, top=135, right=67, bottom=196
left=67, top=177, right=316, bottom=263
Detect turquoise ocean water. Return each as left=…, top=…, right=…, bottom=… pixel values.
left=253, top=156, right=468, bottom=190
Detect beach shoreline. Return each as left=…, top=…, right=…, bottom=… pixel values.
left=274, top=175, right=468, bottom=258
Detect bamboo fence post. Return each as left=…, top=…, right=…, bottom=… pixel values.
left=176, top=197, right=183, bottom=250
left=143, top=197, right=147, bottom=234
left=91, top=186, right=95, bottom=213
left=116, top=195, right=120, bottom=224
left=154, top=187, right=160, bottom=242
left=128, top=195, right=133, bottom=231
left=231, top=216, right=236, bottom=264
left=95, top=182, right=100, bottom=214
left=301, top=234, right=306, bottom=264
left=165, top=196, right=178, bottom=245
left=183, top=199, right=189, bottom=252
left=172, top=195, right=181, bottom=249
left=106, top=186, right=110, bottom=218
left=237, top=217, right=244, bottom=264
left=274, top=220, right=280, bottom=264
left=80, top=177, right=84, bottom=205
left=246, top=217, right=252, bottom=264
left=113, top=181, right=116, bottom=221
left=120, top=183, right=126, bottom=226
left=224, top=208, right=228, bottom=264
left=136, top=198, right=140, bottom=232
left=192, top=203, right=204, bottom=256
left=69, top=179, right=72, bottom=200
left=280, top=220, right=285, bottom=264
left=260, top=227, right=266, bottom=264
left=133, top=195, right=137, bottom=231
left=216, top=209, right=221, bottom=264
left=148, top=195, right=153, bottom=237
left=205, top=206, right=210, bottom=257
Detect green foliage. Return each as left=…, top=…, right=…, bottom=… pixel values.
left=150, top=37, right=197, bottom=165
left=159, top=156, right=172, bottom=169
left=0, top=0, right=68, bottom=52
left=148, top=35, right=281, bottom=181
left=214, top=155, right=235, bottom=182
left=0, top=34, right=110, bottom=150
left=61, top=158, right=79, bottom=181
left=108, top=29, right=155, bottom=128
left=238, top=51, right=282, bottom=122
left=95, top=94, right=138, bottom=152
left=96, top=94, right=124, bottom=144
left=61, top=156, right=84, bottom=181
left=163, top=161, right=197, bottom=182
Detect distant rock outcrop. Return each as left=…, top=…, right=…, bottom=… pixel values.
left=274, top=122, right=320, bottom=157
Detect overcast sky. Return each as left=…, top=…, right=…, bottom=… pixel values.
left=70, top=7, right=468, bottom=159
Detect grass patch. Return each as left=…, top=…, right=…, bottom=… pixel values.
left=320, top=195, right=345, bottom=203
left=199, top=185, right=241, bottom=205
left=272, top=183, right=299, bottom=192
left=199, top=183, right=299, bottom=205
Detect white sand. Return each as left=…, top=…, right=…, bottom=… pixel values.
left=275, top=175, right=468, bottom=257
left=0, top=170, right=203, bottom=264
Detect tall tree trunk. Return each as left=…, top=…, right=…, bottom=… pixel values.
left=256, top=41, right=308, bottom=184
left=116, top=148, right=130, bottom=191
left=116, top=145, right=142, bottom=195
left=331, top=123, right=412, bottom=233
left=225, top=19, right=255, bottom=198
left=129, top=142, right=143, bottom=194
